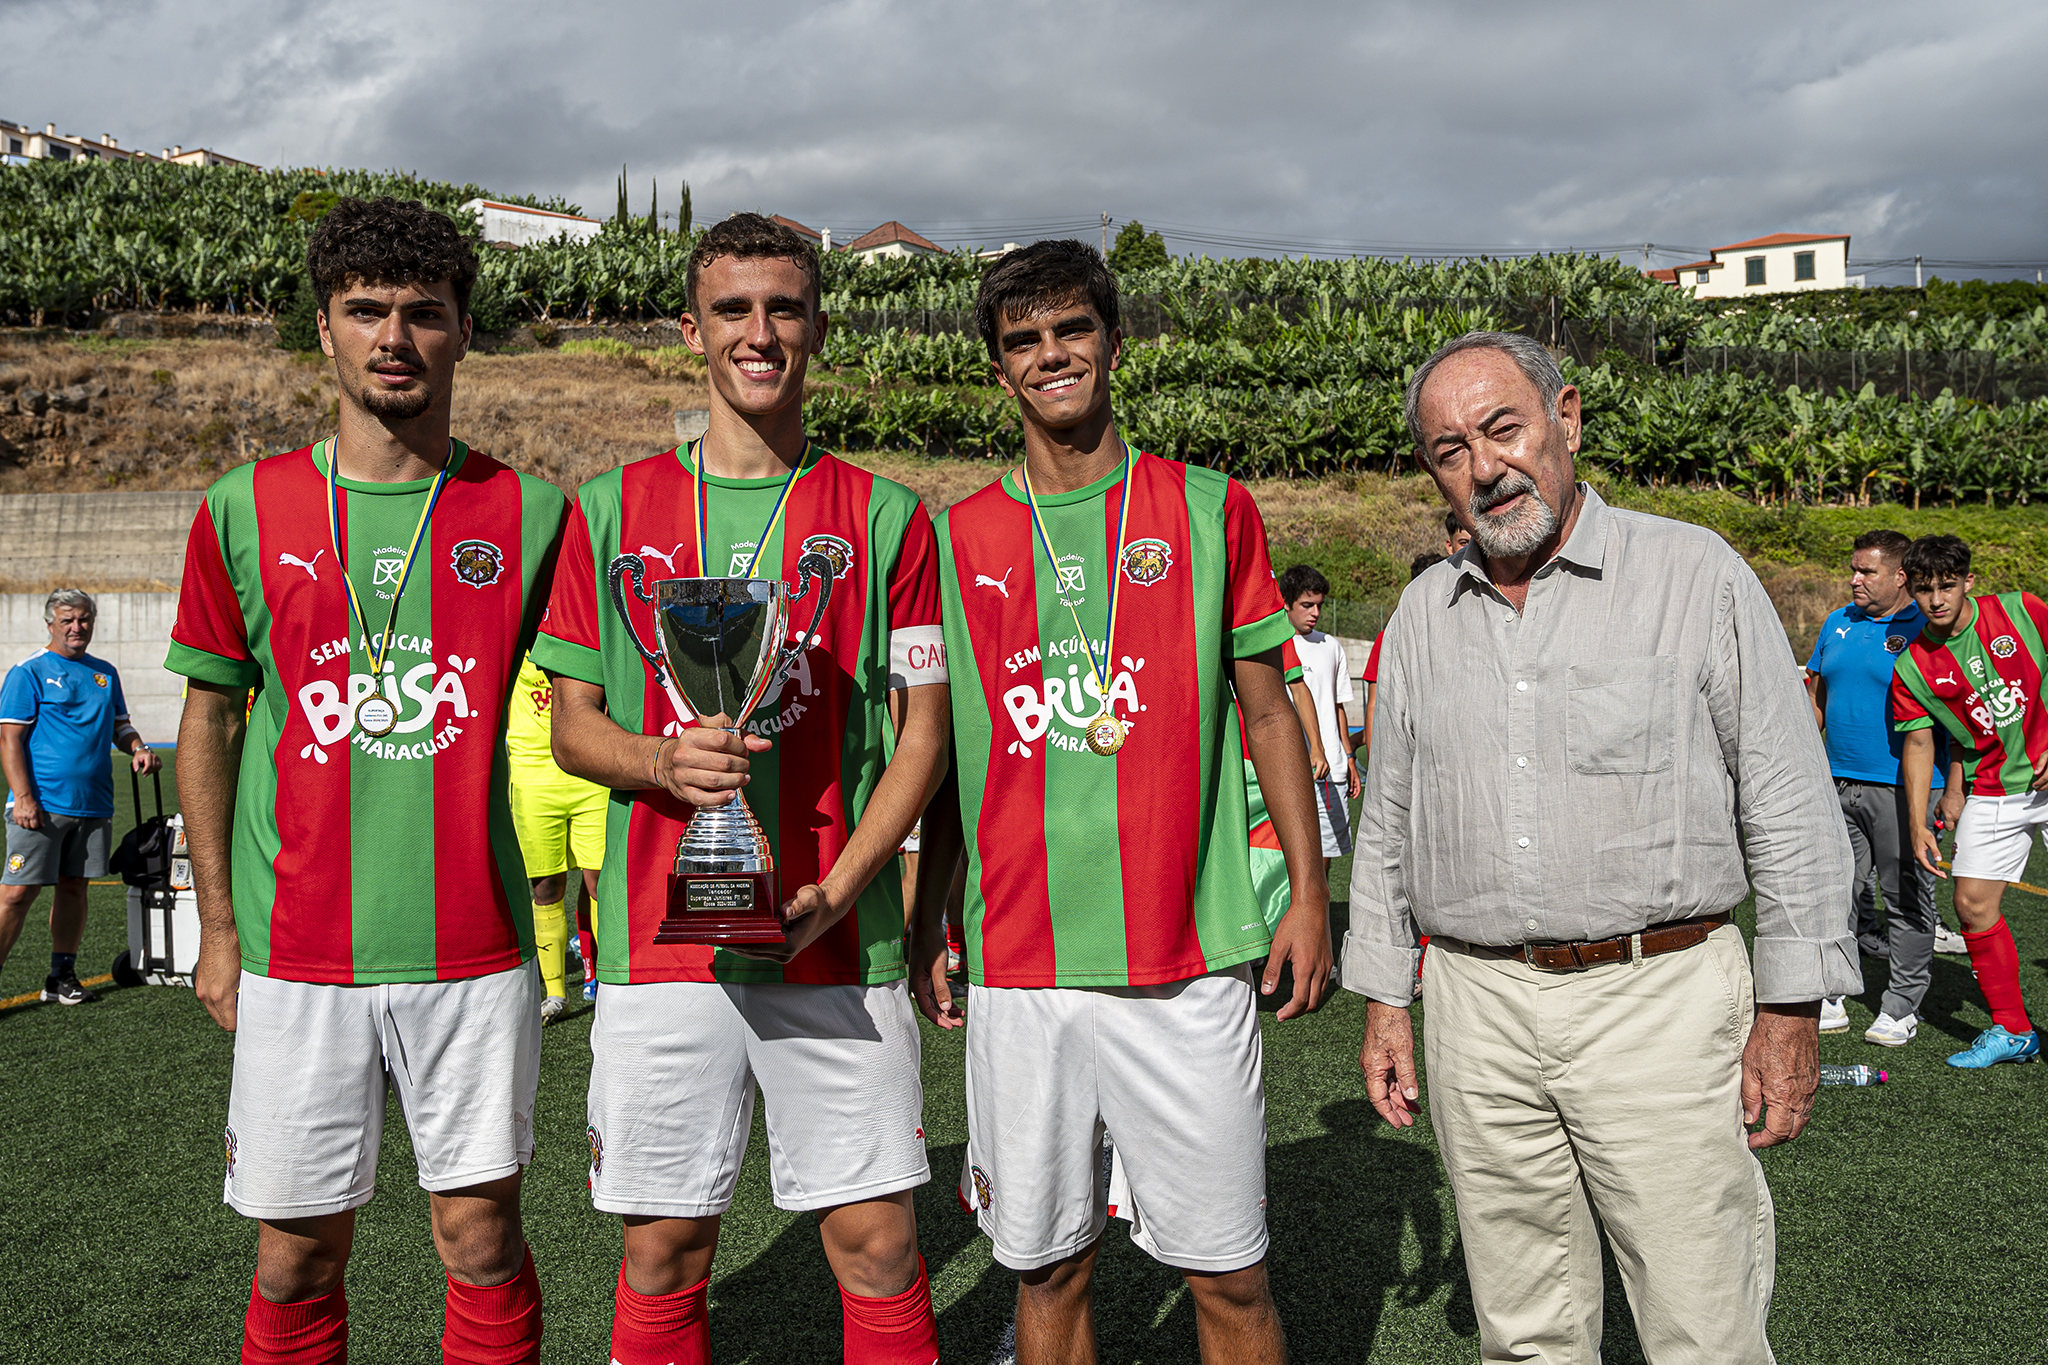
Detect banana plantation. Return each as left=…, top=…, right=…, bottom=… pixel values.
left=4, top=158, right=2046, bottom=506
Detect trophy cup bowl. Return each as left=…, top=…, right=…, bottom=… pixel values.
left=609, top=552, right=835, bottom=945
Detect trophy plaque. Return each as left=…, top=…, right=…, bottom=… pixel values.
left=609, top=551, right=835, bottom=945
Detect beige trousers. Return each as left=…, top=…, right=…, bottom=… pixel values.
left=1422, top=924, right=1775, bottom=1365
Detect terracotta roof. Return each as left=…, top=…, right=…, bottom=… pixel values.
left=1674, top=258, right=1721, bottom=272
left=1713, top=232, right=1848, bottom=253
left=845, top=221, right=943, bottom=254
left=1645, top=268, right=1682, bottom=285
left=770, top=215, right=824, bottom=242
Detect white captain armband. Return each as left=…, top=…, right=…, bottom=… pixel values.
left=888, top=625, right=948, bottom=688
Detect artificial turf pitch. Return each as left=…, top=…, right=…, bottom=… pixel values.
left=2, top=753, right=2045, bottom=1363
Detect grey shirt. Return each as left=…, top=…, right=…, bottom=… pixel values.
left=1342, top=484, right=1859, bottom=1006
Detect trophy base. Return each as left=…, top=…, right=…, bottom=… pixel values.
left=655, top=870, right=786, bottom=945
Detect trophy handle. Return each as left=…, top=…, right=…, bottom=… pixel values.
left=607, top=553, right=695, bottom=723
left=774, top=551, right=837, bottom=688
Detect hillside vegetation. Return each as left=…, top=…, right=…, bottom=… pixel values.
left=5, top=337, right=2045, bottom=657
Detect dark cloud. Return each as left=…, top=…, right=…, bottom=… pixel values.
left=7, top=0, right=2044, bottom=281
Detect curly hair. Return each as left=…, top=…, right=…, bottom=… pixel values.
left=974, top=240, right=1120, bottom=362
left=306, top=197, right=479, bottom=318
left=685, top=213, right=821, bottom=317
left=1279, top=564, right=1330, bottom=603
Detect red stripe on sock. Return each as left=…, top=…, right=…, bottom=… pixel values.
left=840, top=1257, right=939, bottom=1365
left=443, top=1246, right=543, bottom=1365
left=611, top=1264, right=709, bottom=1365
left=1963, top=918, right=2034, bottom=1035
left=242, top=1276, right=347, bottom=1365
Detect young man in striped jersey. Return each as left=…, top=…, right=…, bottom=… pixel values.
left=169, top=197, right=567, bottom=1363
left=1894, top=534, right=2045, bottom=1068
left=541, top=214, right=949, bottom=1365
left=911, top=240, right=1330, bottom=1365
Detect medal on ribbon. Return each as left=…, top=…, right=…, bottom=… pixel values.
left=1023, top=442, right=1134, bottom=757
left=324, top=436, right=453, bottom=738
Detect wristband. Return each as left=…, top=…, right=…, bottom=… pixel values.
left=651, top=736, right=677, bottom=788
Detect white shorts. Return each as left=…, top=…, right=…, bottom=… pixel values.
left=1952, top=790, right=2048, bottom=883
left=224, top=960, right=542, bottom=1220
left=587, top=978, right=928, bottom=1217
left=1314, top=777, right=1354, bottom=859
left=960, top=967, right=1269, bottom=1273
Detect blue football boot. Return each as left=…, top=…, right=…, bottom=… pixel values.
left=1946, top=1025, right=2041, bottom=1069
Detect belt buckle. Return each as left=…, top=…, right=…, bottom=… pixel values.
left=1522, top=941, right=1576, bottom=972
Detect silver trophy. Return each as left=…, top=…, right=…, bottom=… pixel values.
left=608, top=551, right=836, bottom=943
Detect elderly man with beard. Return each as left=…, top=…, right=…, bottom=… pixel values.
left=1348, top=331, right=1856, bottom=1364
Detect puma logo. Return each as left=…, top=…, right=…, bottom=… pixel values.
left=638, top=543, right=688, bottom=574
left=1835, top=626, right=1851, bottom=638
left=1935, top=671, right=1959, bottom=688
left=278, top=550, right=324, bottom=580
left=975, top=567, right=1014, bottom=599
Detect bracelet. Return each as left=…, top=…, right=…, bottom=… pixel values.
left=651, top=736, right=677, bottom=788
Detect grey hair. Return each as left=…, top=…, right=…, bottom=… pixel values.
left=44, top=588, right=96, bottom=623
left=1404, top=330, right=1567, bottom=460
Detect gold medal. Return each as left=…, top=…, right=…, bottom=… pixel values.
left=1023, top=443, right=1138, bottom=760
left=1083, top=711, right=1128, bottom=756
left=355, top=694, right=398, bottom=737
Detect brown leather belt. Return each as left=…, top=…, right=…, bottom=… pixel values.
left=1462, top=916, right=1727, bottom=972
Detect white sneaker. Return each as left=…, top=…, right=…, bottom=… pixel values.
left=540, top=995, right=566, bottom=1025
left=1933, top=924, right=1969, bottom=955
left=1864, top=1011, right=1917, bottom=1046
left=1820, top=997, right=1850, bottom=1033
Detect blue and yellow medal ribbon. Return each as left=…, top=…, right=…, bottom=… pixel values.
left=691, top=436, right=811, bottom=578
left=323, top=435, right=454, bottom=677
left=1022, top=440, right=1134, bottom=712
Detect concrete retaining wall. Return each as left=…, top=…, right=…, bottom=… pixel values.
left=0, top=491, right=203, bottom=589
left=2, top=592, right=184, bottom=743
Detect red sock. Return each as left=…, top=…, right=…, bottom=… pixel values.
left=577, top=908, right=596, bottom=977
left=611, top=1265, right=709, bottom=1365
left=243, top=1276, right=347, bottom=1365
left=945, top=919, right=963, bottom=956
left=840, top=1258, right=938, bottom=1365
left=443, top=1245, right=543, bottom=1364
left=1964, top=918, right=2034, bottom=1035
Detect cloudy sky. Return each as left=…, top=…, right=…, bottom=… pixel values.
left=7, top=0, right=2045, bottom=282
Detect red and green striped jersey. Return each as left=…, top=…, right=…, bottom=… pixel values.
left=165, top=442, right=568, bottom=984
left=531, top=445, right=942, bottom=986
left=935, top=451, right=1295, bottom=988
left=1891, top=592, right=2048, bottom=796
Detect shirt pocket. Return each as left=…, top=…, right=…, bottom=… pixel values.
left=1566, top=656, right=1678, bottom=776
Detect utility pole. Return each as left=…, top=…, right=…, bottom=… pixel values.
left=1915, top=255, right=1923, bottom=289
left=1101, top=212, right=1109, bottom=258
left=1643, top=243, right=1652, bottom=267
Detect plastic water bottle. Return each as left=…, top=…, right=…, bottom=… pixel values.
left=1819, top=1064, right=1887, bottom=1086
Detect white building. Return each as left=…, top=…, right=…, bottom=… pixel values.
left=460, top=199, right=602, bottom=247
left=1670, top=232, right=1851, bottom=298
left=0, top=120, right=256, bottom=168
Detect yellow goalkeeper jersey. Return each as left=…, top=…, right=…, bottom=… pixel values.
left=506, top=655, right=603, bottom=792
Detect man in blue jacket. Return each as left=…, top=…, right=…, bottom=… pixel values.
left=0, top=589, right=160, bottom=1002
left=1806, top=531, right=1964, bottom=1045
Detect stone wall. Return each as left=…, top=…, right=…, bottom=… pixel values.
left=0, top=491, right=202, bottom=589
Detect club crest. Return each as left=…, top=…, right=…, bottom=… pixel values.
left=802, top=533, right=856, bottom=580
left=225, top=1125, right=238, bottom=1176
left=6, top=853, right=23, bottom=873
left=587, top=1125, right=604, bottom=1176
left=1884, top=635, right=1909, bottom=654
left=970, top=1164, right=992, bottom=1210
left=93, top=673, right=109, bottom=687
left=451, top=539, right=505, bottom=588
left=1991, top=635, right=2018, bottom=659
left=1121, top=538, right=1174, bottom=587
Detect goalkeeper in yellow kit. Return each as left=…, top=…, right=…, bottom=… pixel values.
left=507, top=653, right=607, bottom=1021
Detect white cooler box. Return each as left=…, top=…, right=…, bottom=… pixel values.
left=125, top=883, right=201, bottom=985
left=116, top=811, right=199, bottom=987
